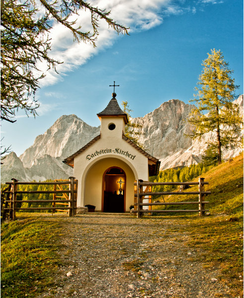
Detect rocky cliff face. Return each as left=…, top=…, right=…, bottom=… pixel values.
left=131, top=99, right=195, bottom=159
left=1, top=97, right=243, bottom=182
left=20, top=115, right=100, bottom=168
left=132, top=96, right=243, bottom=169
left=1, top=115, right=100, bottom=182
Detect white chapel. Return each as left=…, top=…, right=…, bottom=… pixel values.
left=63, top=90, right=160, bottom=212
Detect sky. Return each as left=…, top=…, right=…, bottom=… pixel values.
left=1, top=0, right=243, bottom=157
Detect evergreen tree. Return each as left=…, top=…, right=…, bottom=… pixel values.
left=173, top=172, right=179, bottom=182
left=122, top=101, right=144, bottom=148
left=188, top=49, right=242, bottom=164
left=202, top=146, right=219, bottom=167
left=1, top=0, right=128, bottom=123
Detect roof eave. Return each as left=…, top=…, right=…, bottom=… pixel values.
left=63, top=134, right=101, bottom=167
left=122, top=134, right=159, bottom=161
left=97, top=114, right=129, bottom=124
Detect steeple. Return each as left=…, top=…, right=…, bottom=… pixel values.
left=97, top=91, right=128, bottom=124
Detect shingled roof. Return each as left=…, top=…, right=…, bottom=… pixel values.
left=97, top=93, right=128, bottom=124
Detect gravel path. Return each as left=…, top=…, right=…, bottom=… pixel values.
left=38, top=213, right=231, bottom=298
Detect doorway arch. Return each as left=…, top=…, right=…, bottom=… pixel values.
left=102, top=167, right=126, bottom=212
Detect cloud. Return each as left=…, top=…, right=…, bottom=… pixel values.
left=37, top=0, right=219, bottom=87
left=198, top=0, right=223, bottom=4
left=44, top=92, right=67, bottom=99
left=37, top=101, right=58, bottom=116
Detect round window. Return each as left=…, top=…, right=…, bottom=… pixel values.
left=108, top=123, right=116, bottom=130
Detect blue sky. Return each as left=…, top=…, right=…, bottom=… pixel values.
left=2, top=0, right=243, bottom=157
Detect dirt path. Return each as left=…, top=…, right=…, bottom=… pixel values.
left=38, top=214, right=231, bottom=298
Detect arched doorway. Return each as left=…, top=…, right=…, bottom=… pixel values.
left=103, top=167, right=126, bottom=212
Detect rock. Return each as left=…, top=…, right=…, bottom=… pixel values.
left=76, top=207, right=88, bottom=214
left=20, top=114, right=100, bottom=167
left=1, top=152, right=30, bottom=182
left=128, top=284, right=135, bottom=290
left=132, top=99, right=195, bottom=161
left=1, top=115, right=99, bottom=182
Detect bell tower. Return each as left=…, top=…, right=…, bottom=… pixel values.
left=97, top=86, right=128, bottom=140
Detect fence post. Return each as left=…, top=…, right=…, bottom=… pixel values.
left=198, top=177, right=205, bottom=216
left=11, top=178, right=18, bottom=220
left=52, top=183, right=56, bottom=215
left=133, top=182, right=137, bottom=216
left=137, top=180, right=141, bottom=218
left=73, top=179, right=77, bottom=216
left=137, top=180, right=144, bottom=218
left=69, top=177, right=75, bottom=217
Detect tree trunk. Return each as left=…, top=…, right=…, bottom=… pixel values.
left=216, top=106, right=222, bottom=164
left=217, top=127, right=222, bottom=164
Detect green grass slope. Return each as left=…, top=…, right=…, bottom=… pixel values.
left=152, top=153, right=243, bottom=218
left=1, top=218, right=62, bottom=298
left=201, top=154, right=243, bottom=217
left=168, top=154, right=243, bottom=297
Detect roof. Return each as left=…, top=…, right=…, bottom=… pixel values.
left=122, top=134, right=160, bottom=176
left=63, top=134, right=101, bottom=167
left=122, top=134, right=159, bottom=165
left=97, top=93, right=129, bottom=124
left=63, top=133, right=160, bottom=176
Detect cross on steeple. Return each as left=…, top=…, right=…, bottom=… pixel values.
left=109, top=81, right=120, bottom=93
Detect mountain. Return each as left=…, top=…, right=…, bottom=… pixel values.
left=1, top=97, right=243, bottom=182
left=1, top=115, right=100, bottom=182
left=20, top=114, right=100, bottom=168
left=131, top=96, right=243, bottom=169
left=131, top=99, right=195, bottom=162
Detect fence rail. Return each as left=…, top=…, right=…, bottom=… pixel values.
left=1, top=177, right=77, bottom=220
left=133, top=177, right=210, bottom=218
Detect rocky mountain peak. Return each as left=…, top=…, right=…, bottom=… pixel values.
left=1, top=96, right=243, bottom=183
left=19, top=115, right=100, bottom=168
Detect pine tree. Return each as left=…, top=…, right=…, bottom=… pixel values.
left=122, top=101, right=144, bottom=148
left=188, top=49, right=242, bottom=164
left=173, top=172, right=179, bottom=182
left=202, top=146, right=219, bottom=166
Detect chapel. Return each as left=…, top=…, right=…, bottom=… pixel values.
left=63, top=89, right=160, bottom=212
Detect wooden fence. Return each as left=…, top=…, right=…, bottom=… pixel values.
left=1, top=177, right=77, bottom=220
left=134, top=177, right=210, bottom=218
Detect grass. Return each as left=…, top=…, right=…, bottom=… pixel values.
left=122, top=259, right=144, bottom=272
left=152, top=154, right=243, bottom=297
left=152, top=154, right=243, bottom=216
left=185, top=155, right=243, bottom=297
left=183, top=215, right=243, bottom=296
left=1, top=217, right=62, bottom=298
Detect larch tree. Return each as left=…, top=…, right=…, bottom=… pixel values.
left=188, top=49, right=242, bottom=164
left=122, top=101, right=144, bottom=148
left=1, top=0, right=129, bottom=123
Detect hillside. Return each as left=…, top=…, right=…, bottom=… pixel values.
left=153, top=154, right=243, bottom=216
left=201, top=154, right=243, bottom=217
left=153, top=154, right=243, bottom=296
left=186, top=154, right=243, bottom=297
